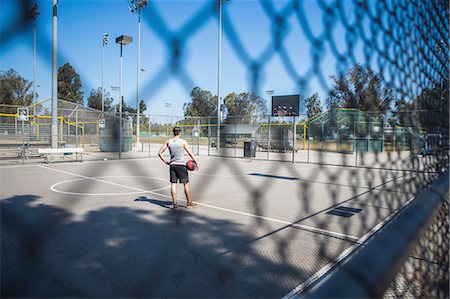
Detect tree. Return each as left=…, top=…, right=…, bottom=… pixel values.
left=223, top=92, right=267, bottom=124
left=390, top=80, right=449, bottom=132
left=87, top=87, right=113, bottom=112
left=326, top=64, right=392, bottom=113
left=391, top=98, right=413, bottom=127
left=139, top=100, right=149, bottom=131
left=412, top=80, right=449, bottom=134
left=183, top=87, right=217, bottom=117
left=58, top=63, right=84, bottom=104
left=306, top=92, right=323, bottom=119
left=0, top=69, right=36, bottom=107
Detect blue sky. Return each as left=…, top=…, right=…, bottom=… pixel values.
left=1, top=0, right=371, bottom=117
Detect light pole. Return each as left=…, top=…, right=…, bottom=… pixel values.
left=165, top=102, right=171, bottom=137
left=217, top=0, right=230, bottom=149
left=31, top=2, right=39, bottom=116
left=129, top=0, right=149, bottom=148
left=102, top=33, right=109, bottom=113
left=51, top=0, right=58, bottom=148
left=116, top=35, right=133, bottom=159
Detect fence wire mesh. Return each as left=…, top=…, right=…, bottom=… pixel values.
left=1, top=0, right=449, bottom=298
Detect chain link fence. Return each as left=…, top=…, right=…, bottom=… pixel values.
left=1, top=0, right=449, bottom=298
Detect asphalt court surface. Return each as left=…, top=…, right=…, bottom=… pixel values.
left=1, top=155, right=420, bottom=297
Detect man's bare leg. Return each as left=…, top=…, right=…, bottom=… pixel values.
left=184, top=182, right=197, bottom=208
left=171, top=183, right=178, bottom=209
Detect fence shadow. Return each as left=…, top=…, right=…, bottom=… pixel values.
left=2, top=194, right=315, bottom=298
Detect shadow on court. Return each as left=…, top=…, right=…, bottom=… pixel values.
left=134, top=196, right=173, bottom=209
left=2, top=194, right=311, bottom=298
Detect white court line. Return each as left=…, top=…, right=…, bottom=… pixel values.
left=39, top=164, right=360, bottom=242
left=39, top=165, right=170, bottom=197
left=50, top=176, right=170, bottom=196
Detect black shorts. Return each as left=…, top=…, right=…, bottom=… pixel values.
left=170, top=164, right=189, bottom=184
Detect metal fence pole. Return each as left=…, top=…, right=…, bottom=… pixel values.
left=321, top=122, right=324, bottom=150
left=234, top=118, right=237, bottom=158
left=267, top=115, right=270, bottom=160
left=27, top=121, right=30, bottom=147
left=208, top=117, right=211, bottom=156
left=15, top=116, right=18, bottom=144
left=75, top=110, right=78, bottom=147
left=354, top=117, right=358, bottom=167
left=197, top=118, right=200, bottom=155
left=307, top=124, right=310, bottom=163
left=148, top=117, right=151, bottom=157
left=67, top=117, right=70, bottom=144
left=21, top=120, right=25, bottom=163
left=292, top=116, right=296, bottom=164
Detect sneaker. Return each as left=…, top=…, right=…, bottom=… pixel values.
left=186, top=202, right=198, bottom=209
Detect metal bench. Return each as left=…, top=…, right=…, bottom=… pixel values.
left=37, top=147, right=84, bottom=163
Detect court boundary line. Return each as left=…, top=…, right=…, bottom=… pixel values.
left=50, top=175, right=170, bottom=196
left=38, top=164, right=361, bottom=243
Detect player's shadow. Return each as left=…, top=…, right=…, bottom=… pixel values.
left=134, top=196, right=173, bottom=209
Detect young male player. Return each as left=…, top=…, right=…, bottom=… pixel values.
left=158, top=126, right=199, bottom=210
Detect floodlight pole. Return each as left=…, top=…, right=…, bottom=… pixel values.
left=102, top=33, right=109, bottom=113
left=217, top=0, right=229, bottom=149
left=31, top=2, right=39, bottom=118
left=137, top=10, right=141, bottom=147
left=129, top=0, right=149, bottom=149
left=119, top=44, right=123, bottom=159
left=51, top=0, right=58, bottom=148
left=116, top=35, right=133, bottom=159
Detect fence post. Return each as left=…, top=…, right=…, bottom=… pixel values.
left=267, top=115, right=270, bottom=160
left=234, top=117, right=237, bottom=157
left=208, top=117, right=211, bottom=156
left=197, top=118, right=200, bottom=155
left=67, top=117, right=70, bottom=145
left=21, top=120, right=25, bottom=163
left=27, top=121, right=30, bottom=147
left=307, top=124, right=310, bottom=163
left=321, top=122, right=324, bottom=150
left=75, top=110, right=78, bottom=148
left=59, top=116, right=63, bottom=146
left=37, top=116, right=39, bottom=142
left=15, top=114, right=18, bottom=144
left=354, top=114, right=358, bottom=167
left=292, top=116, right=296, bottom=164
left=148, top=117, right=151, bottom=157
left=96, top=122, right=99, bottom=150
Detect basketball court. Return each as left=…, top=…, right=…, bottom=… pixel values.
left=1, top=155, right=423, bottom=297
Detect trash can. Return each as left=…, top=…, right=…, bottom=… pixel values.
left=244, top=141, right=256, bottom=158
